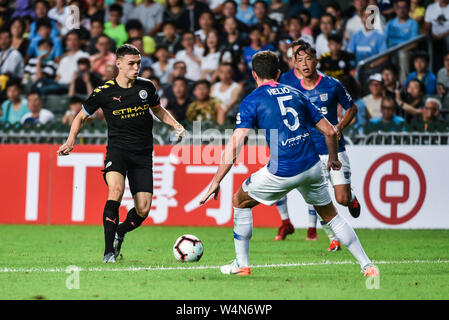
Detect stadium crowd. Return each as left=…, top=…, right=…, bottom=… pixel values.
left=0, top=0, right=448, bottom=135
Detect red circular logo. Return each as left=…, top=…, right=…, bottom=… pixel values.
left=364, top=153, right=426, bottom=225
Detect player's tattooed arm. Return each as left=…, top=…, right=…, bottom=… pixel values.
left=57, top=109, right=90, bottom=156
left=200, top=128, right=250, bottom=205
left=152, top=105, right=185, bottom=142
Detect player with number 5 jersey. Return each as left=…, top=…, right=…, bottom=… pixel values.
left=199, top=51, right=378, bottom=277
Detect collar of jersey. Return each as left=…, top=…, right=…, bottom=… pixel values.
left=300, top=74, right=322, bottom=91
left=260, top=80, right=279, bottom=87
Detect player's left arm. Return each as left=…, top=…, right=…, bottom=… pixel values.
left=151, top=105, right=185, bottom=142
left=200, top=128, right=250, bottom=204
left=335, top=80, right=358, bottom=140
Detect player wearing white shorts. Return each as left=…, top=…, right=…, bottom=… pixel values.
left=274, top=40, right=361, bottom=249
left=200, top=51, right=378, bottom=277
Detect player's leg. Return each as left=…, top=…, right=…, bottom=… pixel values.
left=297, top=162, right=378, bottom=275
left=306, top=204, right=318, bottom=240
left=103, top=171, right=126, bottom=262
left=273, top=196, right=295, bottom=241
left=316, top=213, right=341, bottom=251
left=330, top=151, right=361, bottom=218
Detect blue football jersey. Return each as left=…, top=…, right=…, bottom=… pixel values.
left=235, top=81, right=323, bottom=177
left=279, top=69, right=301, bottom=88
left=280, top=72, right=353, bottom=155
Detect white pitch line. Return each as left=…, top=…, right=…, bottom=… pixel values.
left=0, top=259, right=448, bottom=274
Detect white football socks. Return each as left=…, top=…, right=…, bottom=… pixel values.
left=328, top=214, right=371, bottom=269
left=276, top=196, right=290, bottom=221
left=317, top=213, right=337, bottom=242
left=233, top=207, right=253, bottom=268
left=308, top=205, right=318, bottom=228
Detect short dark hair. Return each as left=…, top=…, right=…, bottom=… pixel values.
left=27, top=90, right=41, bottom=98
left=294, top=41, right=317, bottom=60
left=35, top=0, right=50, bottom=10
left=109, top=4, right=123, bottom=15
left=36, top=18, right=52, bottom=30
left=381, top=95, right=397, bottom=108
left=382, top=64, right=398, bottom=76
left=328, top=32, right=343, bottom=44
left=173, top=76, right=188, bottom=85
left=194, top=79, right=211, bottom=89
left=6, top=79, right=22, bottom=90
left=253, top=0, right=268, bottom=10
left=37, top=38, right=53, bottom=48
left=70, top=96, right=84, bottom=104
left=321, top=13, right=336, bottom=26
left=413, top=51, right=429, bottom=63
left=116, top=44, right=140, bottom=59
left=252, top=50, right=279, bottom=80
left=125, top=19, right=143, bottom=32
left=77, top=57, right=90, bottom=66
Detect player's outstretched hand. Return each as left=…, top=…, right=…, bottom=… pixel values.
left=327, top=159, right=342, bottom=171
left=174, top=124, right=185, bottom=143
left=57, top=143, right=73, bottom=156
left=199, top=181, right=220, bottom=205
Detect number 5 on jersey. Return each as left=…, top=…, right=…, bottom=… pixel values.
left=277, top=96, right=299, bottom=131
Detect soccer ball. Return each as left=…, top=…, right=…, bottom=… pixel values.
left=173, top=234, right=204, bottom=262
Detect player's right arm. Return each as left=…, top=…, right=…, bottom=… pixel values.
left=57, top=109, right=90, bottom=156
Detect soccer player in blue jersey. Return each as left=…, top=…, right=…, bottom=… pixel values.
left=200, top=51, right=378, bottom=277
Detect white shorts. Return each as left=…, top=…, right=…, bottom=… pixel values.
left=319, top=151, right=351, bottom=186
left=242, top=161, right=332, bottom=206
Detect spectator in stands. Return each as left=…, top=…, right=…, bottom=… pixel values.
left=48, top=0, right=72, bottom=32
left=186, top=80, right=225, bottom=124
left=62, top=96, right=83, bottom=125
left=68, top=58, right=103, bottom=99
left=9, top=17, right=30, bottom=59
left=21, top=91, right=54, bottom=125
left=318, top=33, right=355, bottom=79
left=200, top=30, right=221, bottom=81
left=277, top=36, right=293, bottom=73
left=220, top=0, right=249, bottom=34
left=315, top=13, right=336, bottom=59
left=382, top=65, right=401, bottom=98
left=325, top=1, right=344, bottom=33
left=395, top=79, right=426, bottom=121
left=165, top=77, right=193, bottom=122
left=385, top=0, right=419, bottom=83
left=140, top=67, right=154, bottom=80
left=378, top=0, right=397, bottom=19
left=125, top=19, right=157, bottom=57
left=298, top=9, right=314, bottom=38
left=347, top=9, right=388, bottom=66
left=29, top=0, right=59, bottom=42
left=236, top=0, right=256, bottom=26
left=252, top=1, right=278, bottom=27
left=84, top=0, right=105, bottom=24
left=0, top=81, right=29, bottom=124
left=178, top=0, right=211, bottom=32
left=221, top=17, right=246, bottom=61
left=345, top=0, right=385, bottom=43
left=27, top=18, right=63, bottom=61
left=154, top=22, right=182, bottom=55
left=104, top=4, right=128, bottom=48
left=128, top=37, right=154, bottom=73
left=163, top=0, right=185, bottom=30
left=366, top=96, right=406, bottom=132
left=195, top=11, right=215, bottom=45
left=405, top=51, right=437, bottom=95
left=175, top=31, right=203, bottom=81
left=242, top=25, right=275, bottom=73
left=89, top=34, right=116, bottom=78
left=356, top=73, right=385, bottom=124
left=211, top=63, right=242, bottom=119
left=290, top=0, right=323, bottom=31
left=268, top=0, right=290, bottom=27
left=103, top=64, right=118, bottom=82
left=152, top=45, right=174, bottom=85
left=88, top=19, right=116, bottom=55
left=261, top=20, right=277, bottom=47
left=424, top=0, right=449, bottom=71
left=409, top=0, right=426, bottom=27
left=55, top=30, right=89, bottom=89
left=129, top=0, right=164, bottom=36
left=0, top=29, right=24, bottom=82
left=284, top=16, right=314, bottom=47
left=23, top=39, right=58, bottom=91
left=165, top=61, right=195, bottom=99
left=410, top=97, right=448, bottom=132
left=437, top=52, right=449, bottom=99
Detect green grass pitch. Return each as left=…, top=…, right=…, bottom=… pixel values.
left=0, top=225, right=448, bottom=300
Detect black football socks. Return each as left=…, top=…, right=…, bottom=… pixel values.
left=116, top=208, right=146, bottom=238
left=103, top=200, right=120, bottom=255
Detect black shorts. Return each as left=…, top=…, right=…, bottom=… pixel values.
left=102, top=147, right=153, bottom=195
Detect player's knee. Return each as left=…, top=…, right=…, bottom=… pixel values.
left=108, top=186, right=124, bottom=201
left=135, top=201, right=151, bottom=218
left=232, top=193, right=244, bottom=208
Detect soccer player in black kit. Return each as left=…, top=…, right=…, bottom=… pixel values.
left=57, top=44, right=185, bottom=263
